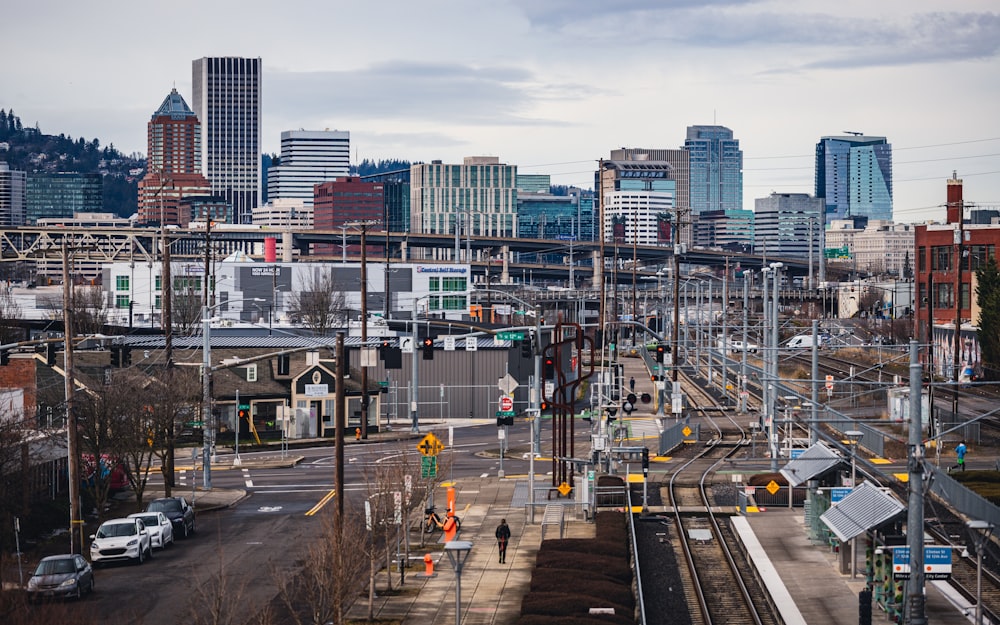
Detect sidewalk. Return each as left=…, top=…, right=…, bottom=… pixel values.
left=346, top=475, right=594, bottom=624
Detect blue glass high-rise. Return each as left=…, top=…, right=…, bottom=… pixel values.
left=815, top=135, right=893, bottom=226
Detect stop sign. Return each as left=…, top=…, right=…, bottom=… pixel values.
left=500, top=396, right=513, bottom=412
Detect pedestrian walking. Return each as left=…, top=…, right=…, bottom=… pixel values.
left=629, top=376, right=636, bottom=393
left=950, top=440, right=968, bottom=472
left=495, top=518, right=511, bottom=563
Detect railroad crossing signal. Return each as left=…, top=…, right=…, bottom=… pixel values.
left=417, top=433, right=444, bottom=457
left=825, top=375, right=834, bottom=390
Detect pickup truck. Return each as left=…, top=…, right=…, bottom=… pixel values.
left=718, top=338, right=758, bottom=353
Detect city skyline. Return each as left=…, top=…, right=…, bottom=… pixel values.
left=2, top=1, right=998, bottom=223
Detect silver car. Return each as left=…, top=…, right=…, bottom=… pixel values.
left=128, top=511, right=174, bottom=549
left=26, top=554, right=94, bottom=601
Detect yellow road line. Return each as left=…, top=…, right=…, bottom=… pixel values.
left=305, top=489, right=337, bottom=516
left=871, top=458, right=892, bottom=464
left=625, top=474, right=645, bottom=483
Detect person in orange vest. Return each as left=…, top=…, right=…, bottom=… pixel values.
left=495, top=518, right=511, bottom=564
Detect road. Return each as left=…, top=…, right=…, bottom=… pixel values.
left=83, top=419, right=583, bottom=624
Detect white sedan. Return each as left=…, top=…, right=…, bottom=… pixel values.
left=128, top=511, right=174, bottom=549
left=90, top=517, right=152, bottom=566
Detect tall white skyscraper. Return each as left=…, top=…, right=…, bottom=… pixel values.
left=192, top=56, right=262, bottom=224
left=266, top=130, right=350, bottom=208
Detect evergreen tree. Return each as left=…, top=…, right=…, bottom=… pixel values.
left=975, top=256, right=1000, bottom=380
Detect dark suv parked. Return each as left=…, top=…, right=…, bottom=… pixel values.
left=146, top=496, right=195, bottom=538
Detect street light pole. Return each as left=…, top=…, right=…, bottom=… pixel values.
left=201, top=301, right=213, bottom=490
left=445, top=541, right=473, bottom=625
left=968, top=520, right=994, bottom=625
left=845, top=429, right=864, bottom=578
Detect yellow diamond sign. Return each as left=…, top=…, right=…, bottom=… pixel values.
left=557, top=482, right=572, bottom=496
left=417, top=433, right=444, bottom=457
left=682, top=426, right=692, bottom=437
left=766, top=480, right=781, bottom=495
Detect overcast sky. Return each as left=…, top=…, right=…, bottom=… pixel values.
left=3, top=0, right=999, bottom=223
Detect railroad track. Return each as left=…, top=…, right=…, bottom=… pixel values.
left=661, top=371, right=779, bottom=625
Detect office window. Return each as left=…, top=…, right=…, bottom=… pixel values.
left=428, top=277, right=440, bottom=292
left=931, top=246, right=951, bottom=271
left=917, top=247, right=926, bottom=273
left=115, top=295, right=130, bottom=309
left=116, top=276, right=129, bottom=291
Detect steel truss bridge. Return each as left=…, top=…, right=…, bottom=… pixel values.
left=0, top=226, right=810, bottom=285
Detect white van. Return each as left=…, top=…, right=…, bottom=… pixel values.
left=786, top=335, right=818, bottom=349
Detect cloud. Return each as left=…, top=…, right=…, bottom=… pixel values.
left=267, top=61, right=590, bottom=127
left=511, top=3, right=1000, bottom=70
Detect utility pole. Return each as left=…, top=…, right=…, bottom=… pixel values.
left=950, top=171, right=965, bottom=425
left=335, top=332, right=346, bottom=520
left=62, top=239, right=82, bottom=555
left=906, top=340, right=927, bottom=625
left=345, top=219, right=380, bottom=439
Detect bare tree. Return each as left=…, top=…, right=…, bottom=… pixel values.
left=188, top=546, right=275, bottom=625
left=288, top=267, right=349, bottom=335
left=75, top=369, right=145, bottom=519
left=71, top=285, right=110, bottom=337
left=144, top=366, right=201, bottom=497
left=356, top=443, right=440, bottom=619
left=0, top=285, right=22, bottom=344
left=172, top=287, right=203, bottom=335
left=38, top=284, right=109, bottom=336
left=274, top=511, right=370, bottom=625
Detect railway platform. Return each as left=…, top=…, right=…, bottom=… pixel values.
left=739, top=509, right=974, bottom=624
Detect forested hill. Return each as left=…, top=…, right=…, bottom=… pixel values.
left=0, top=109, right=143, bottom=218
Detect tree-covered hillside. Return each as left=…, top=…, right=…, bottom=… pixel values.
left=0, top=109, right=143, bottom=218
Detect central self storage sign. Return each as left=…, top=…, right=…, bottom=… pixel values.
left=892, top=546, right=952, bottom=580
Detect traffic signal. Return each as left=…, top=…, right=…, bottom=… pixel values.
left=122, top=347, right=132, bottom=367
left=655, top=344, right=666, bottom=363
left=540, top=401, right=550, bottom=413
left=238, top=408, right=250, bottom=420
left=110, top=346, right=121, bottom=367
left=46, top=342, right=57, bottom=366
left=380, top=340, right=402, bottom=369
left=520, top=338, right=533, bottom=359
left=606, top=406, right=618, bottom=422
left=422, top=337, right=434, bottom=360
left=543, top=357, right=555, bottom=379
left=641, top=448, right=650, bottom=470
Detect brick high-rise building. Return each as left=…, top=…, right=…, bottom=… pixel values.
left=137, top=88, right=211, bottom=226
left=313, top=177, right=384, bottom=258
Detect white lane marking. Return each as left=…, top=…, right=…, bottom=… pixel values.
left=258, top=506, right=283, bottom=512
left=243, top=468, right=253, bottom=488
left=480, top=473, right=489, bottom=478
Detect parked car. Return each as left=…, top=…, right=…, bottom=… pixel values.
left=25, top=554, right=94, bottom=601
left=146, top=496, right=195, bottom=538
left=128, top=511, right=174, bottom=549
left=90, top=517, right=151, bottom=566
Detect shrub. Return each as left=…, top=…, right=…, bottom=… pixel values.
left=535, top=552, right=631, bottom=583
left=528, top=577, right=634, bottom=608
left=520, top=592, right=634, bottom=625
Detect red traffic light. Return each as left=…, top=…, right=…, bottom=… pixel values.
left=381, top=339, right=391, bottom=349
left=238, top=409, right=249, bottom=420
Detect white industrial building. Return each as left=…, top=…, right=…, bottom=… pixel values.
left=99, top=258, right=472, bottom=328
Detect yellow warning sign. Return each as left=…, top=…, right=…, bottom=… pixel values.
left=766, top=480, right=781, bottom=495
left=557, top=482, right=572, bottom=496
left=682, top=426, right=692, bottom=437
left=417, top=433, right=444, bottom=457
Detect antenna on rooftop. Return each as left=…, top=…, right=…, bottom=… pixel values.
left=842, top=130, right=863, bottom=136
